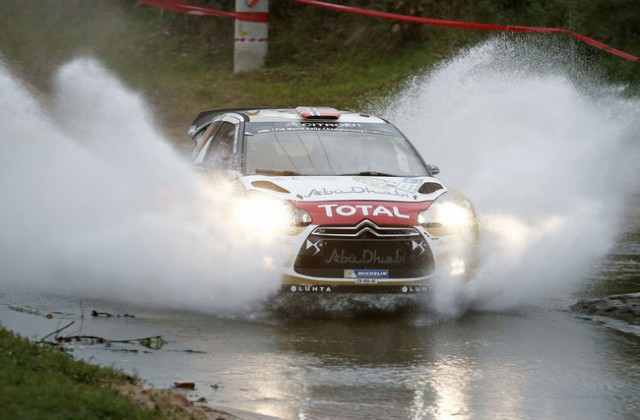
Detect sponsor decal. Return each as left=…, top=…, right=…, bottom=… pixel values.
left=401, top=285, right=431, bottom=293
left=344, top=269, right=390, bottom=279
left=291, top=121, right=363, bottom=129
left=318, top=204, right=410, bottom=219
left=325, top=249, right=406, bottom=265
left=289, top=285, right=332, bottom=293
left=256, top=122, right=371, bottom=134
left=356, top=177, right=423, bottom=195
left=293, top=200, right=431, bottom=226
left=304, top=186, right=413, bottom=199
left=345, top=269, right=389, bottom=285
left=301, top=178, right=436, bottom=199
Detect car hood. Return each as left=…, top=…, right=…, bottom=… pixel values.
left=240, top=175, right=446, bottom=202
left=238, top=175, right=449, bottom=226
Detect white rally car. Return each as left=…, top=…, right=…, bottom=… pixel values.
left=189, top=107, right=479, bottom=295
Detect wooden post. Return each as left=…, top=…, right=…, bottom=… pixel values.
left=234, top=0, right=268, bottom=73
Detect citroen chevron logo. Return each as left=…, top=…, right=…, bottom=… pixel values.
left=306, top=239, right=321, bottom=255
left=411, top=240, right=426, bottom=255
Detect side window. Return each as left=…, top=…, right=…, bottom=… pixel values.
left=192, top=121, right=222, bottom=161
left=203, top=122, right=238, bottom=169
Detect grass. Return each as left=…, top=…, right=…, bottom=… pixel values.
left=0, top=327, right=180, bottom=420
left=0, top=327, right=152, bottom=420
left=94, top=16, right=466, bottom=139
left=1, top=2, right=636, bottom=145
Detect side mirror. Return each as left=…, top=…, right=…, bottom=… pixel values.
left=427, top=164, right=440, bottom=176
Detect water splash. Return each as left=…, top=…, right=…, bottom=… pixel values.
left=384, top=39, right=640, bottom=314
left=0, top=58, right=283, bottom=313
left=2, top=41, right=638, bottom=317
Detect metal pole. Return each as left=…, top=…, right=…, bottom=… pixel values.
left=234, top=0, right=269, bottom=73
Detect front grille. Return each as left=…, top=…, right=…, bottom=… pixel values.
left=294, top=220, right=434, bottom=278
left=312, top=220, right=420, bottom=238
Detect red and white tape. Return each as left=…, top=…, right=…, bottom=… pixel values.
left=138, top=0, right=268, bottom=23
left=138, top=0, right=638, bottom=62
left=295, top=0, right=638, bottom=62
left=234, top=37, right=268, bottom=43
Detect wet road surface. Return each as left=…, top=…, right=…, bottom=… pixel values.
left=2, top=294, right=640, bottom=420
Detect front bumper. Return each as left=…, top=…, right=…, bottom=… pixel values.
left=281, top=274, right=432, bottom=294
left=277, top=220, right=444, bottom=295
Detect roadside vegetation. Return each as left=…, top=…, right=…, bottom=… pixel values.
left=0, top=327, right=161, bottom=420
left=1, top=0, right=637, bottom=142
left=0, top=326, right=237, bottom=419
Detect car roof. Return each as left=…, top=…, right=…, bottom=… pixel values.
left=189, top=107, right=387, bottom=134
left=243, top=108, right=386, bottom=124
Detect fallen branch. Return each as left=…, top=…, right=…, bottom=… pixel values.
left=169, top=349, right=207, bottom=354
left=8, top=304, right=53, bottom=319
left=56, top=335, right=107, bottom=345
left=91, top=309, right=136, bottom=318
left=39, top=321, right=75, bottom=343
left=174, top=382, right=196, bottom=390
left=56, top=334, right=166, bottom=350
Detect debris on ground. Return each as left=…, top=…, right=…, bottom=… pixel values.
left=39, top=321, right=75, bottom=343
left=55, top=335, right=167, bottom=350
left=8, top=304, right=54, bottom=319
left=91, top=309, right=136, bottom=318
left=56, top=335, right=107, bottom=345
left=174, top=381, right=196, bottom=390
left=50, top=311, right=77, bottom=317
left=136, top=336, right=166, bottom=350
left=169, top=349, right=207, bottom=354
left=572, top=293, right=640, bottom=325
left=107, top=348, right=153, bottom=354
left=30, top=315, right=195, bottom=354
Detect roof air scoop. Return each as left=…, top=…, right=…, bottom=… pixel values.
left=251, top=180, right=290, bottom=194
left=419, top=182, right=444, bottom=194
left=296, top=106, right=341, bottom=120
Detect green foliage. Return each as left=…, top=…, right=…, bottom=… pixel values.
left=0, top=328, right=163, bottom=420
left=0, top=0, right=637, bottom=141
left=270, top=0, right=638, bottom=85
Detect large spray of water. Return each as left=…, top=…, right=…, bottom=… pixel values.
left=0, top=58, right=282, bottom=313
left=385, top=39, right=640, bottom=314
left=1, top=39, right=638, bottom=317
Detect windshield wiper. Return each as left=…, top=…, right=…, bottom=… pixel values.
left=254, top=169, right=303, bottom=176
left=341, top=171, right=403, bottom=177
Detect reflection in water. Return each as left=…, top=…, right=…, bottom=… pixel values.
left=409, top=357, right=472, bottom=420
left=2, top=297, right=640, bottom=420
left=432, top=360, right=471, bottom=420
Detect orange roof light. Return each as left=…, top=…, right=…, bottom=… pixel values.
left=296, top=106, right=341, bottom=120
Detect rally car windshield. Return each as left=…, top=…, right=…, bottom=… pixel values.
left=244, top=123, right=428, bottom=177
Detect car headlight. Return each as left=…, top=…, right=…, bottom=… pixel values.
left=231, top=193, right=312, bottom=239
left=418, top=192, right=475, bottom=236
left=291, top=205, right=312, bottom=227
